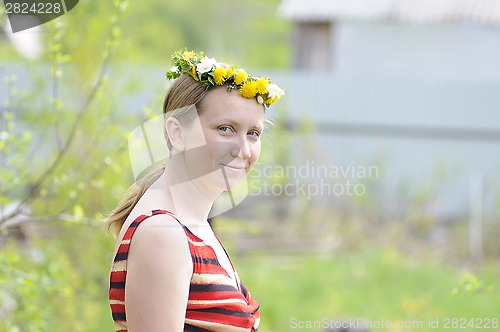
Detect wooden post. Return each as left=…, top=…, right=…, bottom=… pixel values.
left=293, top=22, right=333, bottom=71
left=469, top=174, right=483, bottom=266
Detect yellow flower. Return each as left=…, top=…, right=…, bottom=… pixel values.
left=225, top=67, right=234, bottom=79
left=183, top=50, right=195, bottom=60
left=234, top=69, right=248, bottom=85
left=213, top=67, right=227, bottom=85
left=256, top=76, right=269, bottom=94
left=240, top=81, right=258, bottom=98
left=264, top=96, right=278, bottom=105
left=188, top=65, right=199, bottom=81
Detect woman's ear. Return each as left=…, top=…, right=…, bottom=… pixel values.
left=165, top=116, right=185, bottom=153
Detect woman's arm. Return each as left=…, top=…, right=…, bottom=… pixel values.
left=125, top=214, right=192, bottom=332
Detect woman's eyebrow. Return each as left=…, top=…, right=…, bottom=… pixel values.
left=215, top=118, right=237, bottom=125
left=211, top=118, right=241, bottom=128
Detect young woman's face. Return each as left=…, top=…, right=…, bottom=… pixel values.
left=181, top=87, right=265, bottom=191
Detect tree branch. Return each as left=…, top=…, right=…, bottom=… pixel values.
left=0, top=7, right=122, bottom=226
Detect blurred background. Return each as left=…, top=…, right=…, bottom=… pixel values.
left=1, top=0, right=499, bottom=331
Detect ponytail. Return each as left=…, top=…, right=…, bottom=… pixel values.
left=104, top=165, right=165, bottom=237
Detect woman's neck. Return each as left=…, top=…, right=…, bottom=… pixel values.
left=154, top=162, right=222, bottom=227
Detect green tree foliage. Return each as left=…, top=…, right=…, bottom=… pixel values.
left=1, top=0, right=131, bottom=228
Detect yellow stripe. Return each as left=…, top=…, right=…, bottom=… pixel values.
left=109, top=299, right=125, bottom=305
left=114, top=320, right=127, bottom=330
left=111, top=260, right=127, bottom=272
left=187, top=237, right=206, bottom=246
left=254, top=317, right=260, bottom=329
left=191, top=273, right=234, bottom=286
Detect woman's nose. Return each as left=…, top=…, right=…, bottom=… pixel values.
left=231, top=137, right=251, bottom=160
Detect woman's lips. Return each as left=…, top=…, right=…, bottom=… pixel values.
left=220, top=163, right=245, bottom=171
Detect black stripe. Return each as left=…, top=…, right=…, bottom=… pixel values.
left=114, top=252, right=128, bottom=262
left=192, top=256, right=220, bottom=266
left=129, top=221, right=140, bottom=228
left=110, top=281, right=126, bottom=289
left=190, top=283, right=238, bottom=292
left=112, top=311, right=126, bottom=321
left=240, top=282, right=248, bottom=297
left=152, top=209, right=169, bottom=215
left=191, top=307, right=251, bottom=318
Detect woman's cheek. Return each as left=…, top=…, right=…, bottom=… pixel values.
left=250, top=141, right=261, bottom=163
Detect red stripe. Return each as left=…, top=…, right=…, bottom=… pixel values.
left=109, top=288, right=125, bottom=302
left=116, top=243, right=130, bottom=254
left=110, top=270, right=126, bottom=283
left=110, top=303, right=125, bottom=313
left=189, top=290, right=244, bottom=302
left=192, top=264, right=227, bottom=275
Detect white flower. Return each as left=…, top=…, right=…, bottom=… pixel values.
left=0, top=131, right=8, bottom=141
left=196, top=57, right=217, bottom=74
left=256, top=95, right=264, bottom=104
left=169, top=66, right=179, bottom=73
left=266, top=83, right=285, bottom=99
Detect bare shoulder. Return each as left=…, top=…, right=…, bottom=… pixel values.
left=128, top=212, right=191, bottom=267
left=126, top=211, right=192, bottom=286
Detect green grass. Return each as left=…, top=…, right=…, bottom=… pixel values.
left=232, top=249, right=500, bottom=331
left=2, top=225, right=498, bottom=331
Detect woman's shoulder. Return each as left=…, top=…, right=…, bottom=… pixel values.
left=121, top=207, right=183, bottom=238
left=128, top=210, right=187, bottom=251
left=116, top=203, right=185, bottom=250
left=114, top=187, right=189, bottom=258
left=122, top=209, right=192, bottom=272
left=118, top=188, right=178, bottom=238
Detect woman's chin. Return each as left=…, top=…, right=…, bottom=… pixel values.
left=214, top=171, right=247, bottom=191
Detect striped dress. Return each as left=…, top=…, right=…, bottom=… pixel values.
left=109, top=209, right=260, bottom=331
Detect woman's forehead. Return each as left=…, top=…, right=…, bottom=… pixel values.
left=201, top=88, right=265, bottom=124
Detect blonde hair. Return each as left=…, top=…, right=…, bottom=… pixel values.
left=105, top=75, right=208, bottom=236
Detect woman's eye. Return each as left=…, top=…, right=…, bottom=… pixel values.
left=248, top=130, right=261, bottom=138
left=218, top=126, right=233, bottom=133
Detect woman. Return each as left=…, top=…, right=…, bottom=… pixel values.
left=106, top=50, right=284, bottom=332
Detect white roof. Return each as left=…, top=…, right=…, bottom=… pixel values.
left=279, top=0, right=500, bottom=26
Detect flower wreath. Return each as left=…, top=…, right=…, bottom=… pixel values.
left=165, top=49, right=284, bottom=107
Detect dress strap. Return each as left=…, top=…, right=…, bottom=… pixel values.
left=115, top=209, right=178, bottom=263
